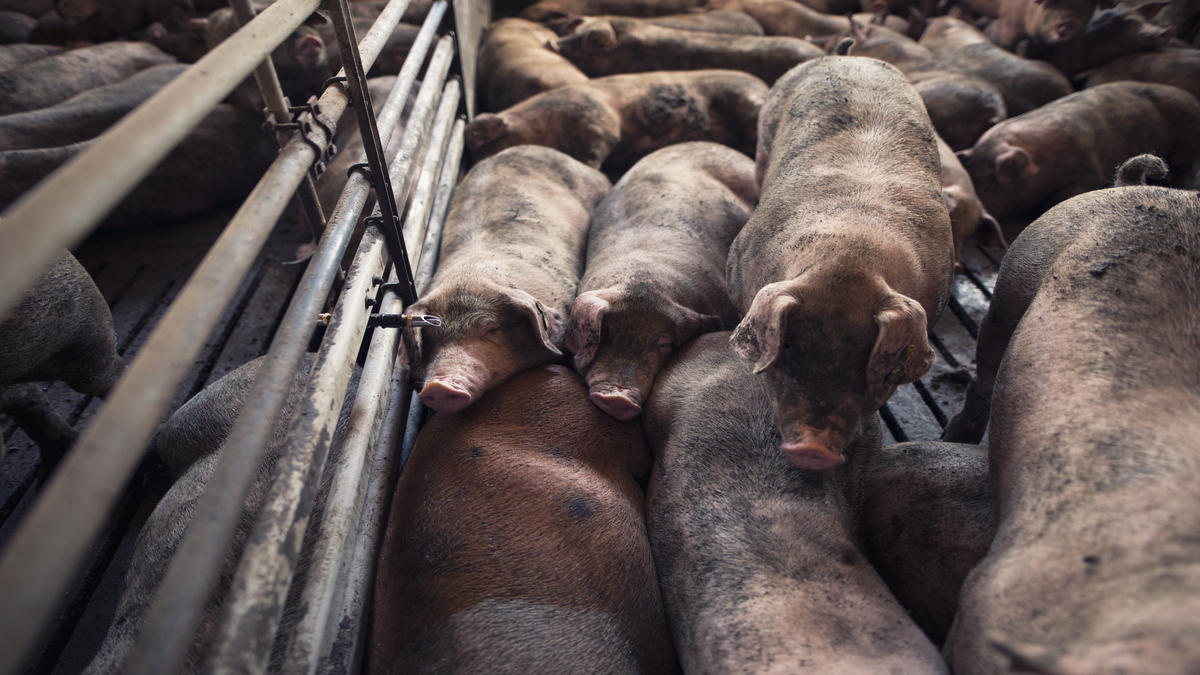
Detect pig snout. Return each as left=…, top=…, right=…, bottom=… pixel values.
left=781, top=426, right=847, bottom=470
left=294, top=33, right=324, bottom=70
left=589, top=387, right=642, bottom=421
left=419, top=379, right=474, bottom=413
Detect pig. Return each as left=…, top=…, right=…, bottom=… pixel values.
left=941, top=157, right=1200, bottom=674
left=1084, top=45, right=1200, bottom=102
left=197, top=7, right=331, bottom=114
left=0, top=0, right=52, bottom=17
left=984, top=0, right=1106, bottom=49
left=566, top=142, right=757, bottom=421
left=52, top=0, right=195, bottom=37
left=0, top=41, right=176, bottom=115
left=642, top=332, right=949, bottom=673
left=0, top=102, right=278, bottom=227
left=519, top=0, right=704, bottom=23
left=835, top=20, right=1007, bottom=150
left=477, top=17, right=587, bottom=113
left=955, top=81, right=1200, bottom=220
left=0, top=42, right=63, bottom=70
left=552, top=16, right=825, bottom=84
left=367, top=364, right=679, bottom=674
left=919, top=16, right=1073, bottom=117
left=313, top=11, right=421, bottom=77
left=937, top=131, right=1005, bottom=269
left=0, top=62, right=184, bottom=151
left=0, top=249, right=125, bottom=465
left=464, top=69, right=767, bottom=170
left=548, top=9, right=767, bottom=36
left=860, top=440, right=995, bottom=646
left=400, top=145, right=611, bottom=414
left=1028, top=2, right=1176, bottom=77
left=705, top=0, right=851, bottom=39
left=727, top=56, right=954, bottom=470
left=0, top=9, right=36, bottom=42
left=84, top=353, right=358, bottom=675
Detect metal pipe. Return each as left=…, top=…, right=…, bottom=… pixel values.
left=120, top=6, right=445, bottom=673
left=0, top=6, right=424, bottom=675
left=320, top=117, right=465, bottom=675
left=206, top=226, right=387, bottom=675
left=0, top=0, right=321, bottom=322
left=281, top=79, right=462, bottom=675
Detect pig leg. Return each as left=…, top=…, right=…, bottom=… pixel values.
left=0, top=383, right=79, bottom=467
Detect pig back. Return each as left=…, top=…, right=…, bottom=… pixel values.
left=946, top=185, right=1200, bottom=673
left=368, top=364, right=676, bottom=675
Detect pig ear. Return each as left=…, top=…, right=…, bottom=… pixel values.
left=565, top=291, right=610, bottom=370
left=465, top=114, right=508, bottom=150
left=995, top=145, right=1038, bottom=185
left=506, top=288, right=564, bottom=356
left=559, top=17, right=586, bottom=35
left=304, top=9, right=330, bottom=26
left=975, top=211, right=1007, bottom=250
left=670, top=303, right=724, bottom=348
left=730, top=280, right=802, bottom=374
left=867, top=294, right=934, bottom=400
left=1152, top=25, right=1176, bottom=47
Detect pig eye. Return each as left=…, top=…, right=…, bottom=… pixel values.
left=480, top=322, right=502, bottom=339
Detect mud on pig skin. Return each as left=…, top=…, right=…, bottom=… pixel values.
left=0, top=62, right=183, bottom=151
left=464, top=69, right=766, bottom=170
left=941, top=159, right=1200, bottom=675
left=400, top=145, right=610, bottom=415
left=477, top=17, right=586, bottom=113
left=553, top=16, right=824, bottom=84
left=367, top=365, right=679, bottom=675
left=0, top=249, right=125, bottom=464
left=919, top=16, right=1072, bottom=117
left=0, top=41, right=176, bottom=115
left=1028, top=2, right=1177, bottom=78
left=567, top=142, right=757, bottom=421
left=729, top=56, right=953, bottom=471
left=642, top=333, right=948, bottom=674
left=956, top=81, right=1200, bottom=220
left=0, top=43, right=63, bottom=71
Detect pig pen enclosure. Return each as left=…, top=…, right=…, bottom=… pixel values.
left=0, top=0, right=1001, bottom=672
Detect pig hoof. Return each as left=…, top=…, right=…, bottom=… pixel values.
left=589, top=391, right=642, bottom=421
left=419, top=381, right=473, bottom=414
left=781, top=442, right=846, bottom=471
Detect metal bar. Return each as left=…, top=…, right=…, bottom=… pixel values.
left=206, top=227, right=387, bottom=675
left=325, top=0, right=415, bottom=307
left=0, top=0, right=320, bottom=322
left=120, top=6, right=444, bottom=673
left=281, top=79, right=462, bottom=675
left=229, top=0, right=328, bottom=241
left=320, top=117, right=465, bottom=675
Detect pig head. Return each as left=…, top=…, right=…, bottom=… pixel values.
left=401, top=276, right=568, bottom=415
left=989, top=0, right=1105, bottom=49
left=730, top=273, right=933, bottom=471
left=566, top=286, right=723, bottom=420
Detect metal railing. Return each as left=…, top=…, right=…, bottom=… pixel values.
left=0, top=0, right=467, bottom=672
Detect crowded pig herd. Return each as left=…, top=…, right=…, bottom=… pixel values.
left=1, top=0, right=1199, bottom=671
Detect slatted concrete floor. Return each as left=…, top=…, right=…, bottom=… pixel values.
left=0, top=198, right=1006, bottom=673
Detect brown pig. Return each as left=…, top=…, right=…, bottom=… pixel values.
left=643, top=333, right=949, bottom=673
left=548, top=9, right=766, bottom=36
left=937, top=131, right=1005, bottom=268
left=706, top=0, right=851, bottom=39
left=477, top=17, right=587, bottom=113
left=552, top=16, right=825, bottom=84
left=566, top=142, right=757, bottom=421
left=464, top=69, right=766, bottom=170
left=955, top=81, right=1200, bottom=220
left=0, top=41, right=176, bottom=114
left=941, top=157, right=1200, bottom=674
left=400, top=145, right=610, bottom=414
left=919, top=16, right=1072, bottom=117
left=519, top=0, right=703, bottom=22
left=1084, top=45, right=1200, bottom=102
left=861, top=440, right=995, bottom=646
left=728, top=56, right=954, bottom=470
left=985, top=0, right=1105, bottom=49
left=367, top=364, right=679, bottom=675
left=1028, top=2, right=1176, bottom=77
left=0, top=42, right=64, bottom=70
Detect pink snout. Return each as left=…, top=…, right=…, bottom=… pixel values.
left=780, top=428, right=846, bottom=470
left=589, top=390, right=642, bottom=421
left=419, top=380, right=473, bottom=414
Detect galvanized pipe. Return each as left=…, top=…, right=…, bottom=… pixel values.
left=414, top=119, right=466, bottom=296
left=206, top=225, right=388, bottom=675
left=0, top=0, right=320, bottom=321
left=121, top=6, right=444, bottom=671
left=280, top=80, right=462, bottom=675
